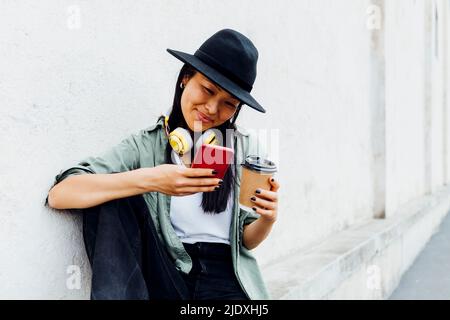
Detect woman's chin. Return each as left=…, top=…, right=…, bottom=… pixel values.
left=190, top=120, right=212, bottom=131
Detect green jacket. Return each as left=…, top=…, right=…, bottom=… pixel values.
left=47, top=115, right=271, bottom=300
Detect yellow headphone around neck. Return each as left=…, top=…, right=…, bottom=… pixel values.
left=164, top=115, right=218, bottom=157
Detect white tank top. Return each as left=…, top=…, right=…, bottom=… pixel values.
left=169, top=151, right=233, bottom=245
left=169, top=190, right=234, bottom=245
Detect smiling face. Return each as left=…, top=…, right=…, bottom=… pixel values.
left=180, top=72, right=240, bottom=132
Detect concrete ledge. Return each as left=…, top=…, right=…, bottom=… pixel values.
left=263, top=185, right=450, bottom=299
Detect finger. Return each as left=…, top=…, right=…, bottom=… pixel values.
left=183, top=168, right=217, bottom=177
left=179, top=185, right=220, bottom=193
left=250, top=195, right=277, bottom=211
left=269, top=176, right=280, bottom=192
left=250, top=206, right=277, bottom=222
left=254, top=188, right=278, bottom=202
left=183, top=177, right=222, bottom=187
left=176, top=192, right=196, bottom=196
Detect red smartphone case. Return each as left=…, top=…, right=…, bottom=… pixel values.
left=191, top=144, right=234, bottom=179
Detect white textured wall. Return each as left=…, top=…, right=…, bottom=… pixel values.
left=384, top=0, right=450, bottom=217
left=0, top=0, right=448, bottom=299
left=446, top=0, right=450, bottom=186
left=385, top=0, right=427, bottom=216
left=251, top=0, right=375, bottom=264
left=429, top=0, right=447, bottom=192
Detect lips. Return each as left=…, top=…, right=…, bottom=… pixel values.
left=197, top=111, right=213, bottom=123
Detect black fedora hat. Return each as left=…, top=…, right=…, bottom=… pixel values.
left=167, top=28, right=266, bottom=113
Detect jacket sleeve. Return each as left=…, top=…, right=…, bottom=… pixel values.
left=45, top=133, right=142, bottom=207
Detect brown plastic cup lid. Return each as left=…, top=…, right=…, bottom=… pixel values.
left=242, top=155, right=277, bottom=173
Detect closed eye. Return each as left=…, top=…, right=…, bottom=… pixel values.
left=203, top=86, right=213, bottom=95
left=203, top=85, right=237, bottom=107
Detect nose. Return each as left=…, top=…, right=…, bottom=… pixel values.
left=205, top=99, right=219, bottom=115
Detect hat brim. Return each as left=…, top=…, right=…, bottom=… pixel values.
left=167, top=48, right=266, bottom=113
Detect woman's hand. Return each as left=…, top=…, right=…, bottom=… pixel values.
left=249, top=176, right=280, bottom=223
left=139, top=164, right=222, bottom=196
left=242, top=176, right=280, bottom=250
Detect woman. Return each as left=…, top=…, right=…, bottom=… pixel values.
left=46, top=28, right=280, bottom=300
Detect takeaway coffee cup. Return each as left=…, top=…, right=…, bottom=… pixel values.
left=239, top=155, right=277, bottom=212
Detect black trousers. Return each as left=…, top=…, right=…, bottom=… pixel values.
left=82, top=194, right=248, bottom=300
left=180, top=242, right=248, bottom=300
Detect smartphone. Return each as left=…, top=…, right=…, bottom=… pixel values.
left=191, top=144, right=234, bottom=180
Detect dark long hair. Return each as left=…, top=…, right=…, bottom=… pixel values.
left=164, top=64, right=242, bottom=214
